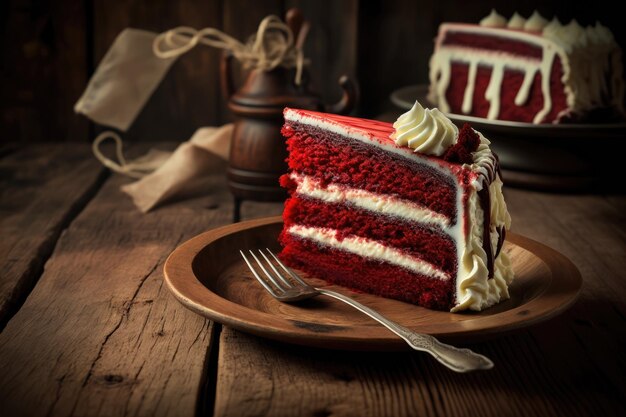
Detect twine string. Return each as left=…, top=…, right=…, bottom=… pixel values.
left=153, top=15, right=306, bottom=84
left=92, top=131, right=147, bottom=178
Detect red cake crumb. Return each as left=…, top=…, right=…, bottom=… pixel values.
left=442, top=31, right=543, bottom=58
left=442, top=124, right=480, bottom=164
left=282, top=196, right=457, bottom=274
left=279, top=233, right=454, bottom=311
left=283, top=127, right=458, bottom=220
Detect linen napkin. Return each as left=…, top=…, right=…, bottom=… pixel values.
left=94, top=125, right=233, bottom=212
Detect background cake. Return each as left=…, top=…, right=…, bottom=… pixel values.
left=279, top=103, right=513, bottom=312
left=428, top=10, right=625, bottom=124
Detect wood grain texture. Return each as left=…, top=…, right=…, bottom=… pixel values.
left=0, top=142, right=624, bottom=416
left=0, top=147, right=233, bottom=417
left=357, top=0, right=435, bottom=117
left=0, top=0, right=90, bottom=142
left=215, top=324, right=626, bottom=417
left=286, top=0, right=359, bottom=111
left=0, top=144, right=106, bottom=327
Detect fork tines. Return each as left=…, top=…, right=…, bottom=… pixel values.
left=240, top=248, right=307, bottom=297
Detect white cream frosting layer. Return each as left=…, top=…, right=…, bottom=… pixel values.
left=391, top=101, right=458, bottom=156
left=429, top=14, right=625, bottom=123
left=288, top=225, right=450, bottom=281
left=452, top=174, right=512, bottom=312
left=291, top=172, right=452, bottom=230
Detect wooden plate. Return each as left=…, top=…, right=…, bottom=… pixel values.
left=164, top=216, right=582, bottom=350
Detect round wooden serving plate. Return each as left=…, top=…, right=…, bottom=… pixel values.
left=164, top=216, right=582, bottom=350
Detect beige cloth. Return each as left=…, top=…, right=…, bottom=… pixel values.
left=121, top=125, right=232, bottom=212
left=74, top=29, right=178, bottom=131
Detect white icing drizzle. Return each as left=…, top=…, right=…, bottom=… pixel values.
left=514, top=68, right=537, bottom=106
left=429, top=19, right=625, bottom=123
left=430, top=45, right=549, bottom=121
left=484, top=61, right=505, bottom=119
left=535, top=47, right=556, bottom=123
left=462, top=60, right=478, bottom=113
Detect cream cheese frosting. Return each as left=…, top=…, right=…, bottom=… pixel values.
left=507, top=13, right=526, bottom=30
left=288, top=225, right=450, bottom=281
left=290, top=172, right=452, bottom=230
left=523, top=11, right=549, bottom=32
left=390, top=101, right=458, bottom=156
left=451, top=175, right=512, bottom=312
left=389, top=106, right=512, bottom=311
left=480, top=9, right=507, bottom=28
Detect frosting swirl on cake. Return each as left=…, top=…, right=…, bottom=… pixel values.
left=523, top=11, right=549, bottom=32
left=507, top=12, right=526, bottom=30
left=391, top=101, right=458, bottom=156
left=479, top=9, right=507, bottom=28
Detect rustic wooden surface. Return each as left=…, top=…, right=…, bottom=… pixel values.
left=0, top=144, right=624, bottom=417
left=0, top=144, right=106, bottom=328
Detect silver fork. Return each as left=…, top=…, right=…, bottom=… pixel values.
left=240, top=248, right=494, bottom=373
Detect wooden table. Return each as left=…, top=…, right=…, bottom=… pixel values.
left=1, top=143, right=624, bottom=417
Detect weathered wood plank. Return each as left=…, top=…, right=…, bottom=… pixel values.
left=505, top=189, right=626, bottom=300
left=0, top=0, right=90, bottom=143
left=286, top=0, right=359, bottom=111
left=0, top=148, right=233, bottom=417
left=357, top=0, right=436, bottom=117
left=212, top=188, right=626, bottom=417
left=0, top=144, right=106, bottom=327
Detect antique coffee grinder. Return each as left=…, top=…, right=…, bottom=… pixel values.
left=220, top=9, right=357, bottom=222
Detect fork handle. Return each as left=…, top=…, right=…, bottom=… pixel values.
left=317, top=289, right=494, bottom=373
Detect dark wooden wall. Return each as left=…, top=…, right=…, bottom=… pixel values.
left=1, top=0, right=622, bottom=143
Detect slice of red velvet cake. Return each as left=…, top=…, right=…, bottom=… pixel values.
left=279, top=103, right=513, bottom=312
left=428, top=10, right=625, bottom=124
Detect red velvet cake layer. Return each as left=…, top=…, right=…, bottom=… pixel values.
left=442, top=31, right=543, bottom=58
left=279, top=233, right=455, bottom=311
left=283, top=126, right=458, bottom=220
left=445, top=59, right=567, bottom=123
left=282, top=196, right=457, bottom=275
